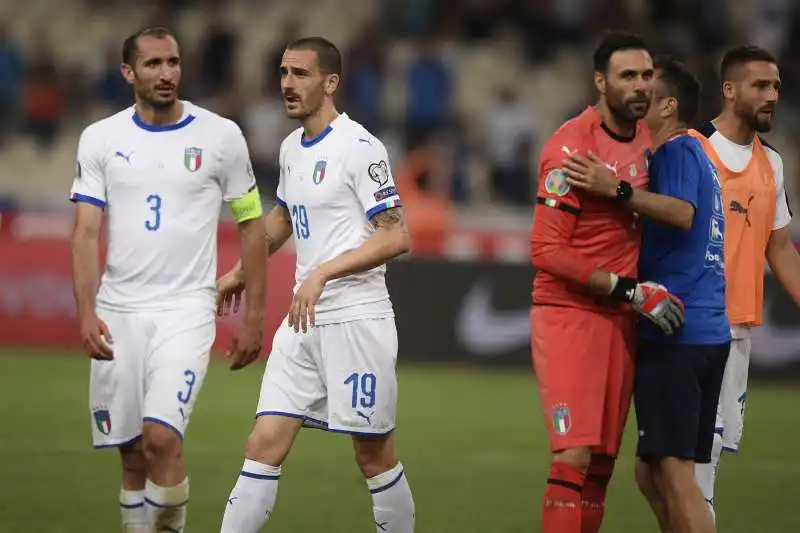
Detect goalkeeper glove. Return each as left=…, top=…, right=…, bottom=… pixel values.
left=608, top=274, right=685, bottom=335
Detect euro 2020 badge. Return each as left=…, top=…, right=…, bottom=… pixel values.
left=544, top=169, right=571, bottom=197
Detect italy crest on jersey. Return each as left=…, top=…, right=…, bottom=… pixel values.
left=93, top=408, right=112, bottom=435
left=184, top=147, right=203, bottom=173
left=312, top=159, right=327, bottom=184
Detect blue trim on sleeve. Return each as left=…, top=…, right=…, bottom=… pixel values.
left=300, top=125, right=333, bottom=147
left=132, top=113, right=196, bottom=132
left=366, top=198, right=402, bottom=218
left=142, top=417, right=183, bottom=439
left=276, top=196, right=287, bottom=208
left=70, top=193, right=106, bottom=209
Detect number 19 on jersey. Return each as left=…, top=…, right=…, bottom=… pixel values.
left=292, top=204, right=310, bottom=239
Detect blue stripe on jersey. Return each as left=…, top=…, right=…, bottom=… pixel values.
left=70, top=193, right=106, bottom=209
left=276, top=196, right=287, bottom=208
left=300, top=124, right=333, bottom=147
left=132, top=113, right=196, bottom=132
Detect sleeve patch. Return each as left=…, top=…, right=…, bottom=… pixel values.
left=536, top=196, right=580, bottom=215
left=374, top=186, right=398, bottom=201
left=544, top=169, right=571, bottom=196
left=368, top=160, right=390, bottom=187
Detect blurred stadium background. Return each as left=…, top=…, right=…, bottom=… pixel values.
left=1, top=0, right=799, bottom=531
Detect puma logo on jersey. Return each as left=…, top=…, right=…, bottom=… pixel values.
left=729, top=195, right=754, bottom=226
left=114, top=150, right=133, bottom=164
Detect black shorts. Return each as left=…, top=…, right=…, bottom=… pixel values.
left=634, top=339, right=730, bottom=464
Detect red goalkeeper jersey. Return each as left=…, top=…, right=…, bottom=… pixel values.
left=530, top=106, right=651, bottom=313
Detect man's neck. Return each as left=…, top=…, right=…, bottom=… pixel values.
left=596, top=100, right=636, bottom=138
left=650, top=120, right=688, bottom=152
left=712, top=109, right=755, bottom=146
left=302, top=104, right=339, bottom=141
left=135, top=100, right=184, bottom=126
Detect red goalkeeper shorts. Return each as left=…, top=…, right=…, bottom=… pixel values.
left=531, top=305, right=636, bottom=457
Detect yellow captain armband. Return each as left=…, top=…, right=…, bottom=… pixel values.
left=229, top=186, right=264, bottom=222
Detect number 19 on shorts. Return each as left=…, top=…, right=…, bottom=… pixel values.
left=345, top=372, right=376, bottom=409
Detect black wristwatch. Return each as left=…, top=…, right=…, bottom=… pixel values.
left=615, top=180, right=633, bottom=202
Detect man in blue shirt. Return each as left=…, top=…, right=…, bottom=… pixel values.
left=560, top=56, right=730, bottom=533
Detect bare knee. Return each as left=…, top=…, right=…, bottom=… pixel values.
left=245, top=415, right=304, bottom=466
left=659, top=457, right=695, bottom=492
left=353, top=433, right=397, bottom=479
left=120, top=439, right=147, bottom=488
left=635, top=458, right=657, bottom=494
left=142, top=422, right=183, bottom=463
left=554, top=447, right=592, bottom=471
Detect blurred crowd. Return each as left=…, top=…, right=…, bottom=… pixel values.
left=0, top=0, right=799, bottom=213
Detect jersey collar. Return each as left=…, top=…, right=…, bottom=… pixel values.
left=300, top=113, right=348, bottom=148
left=131, top=101, right=196, bottom=132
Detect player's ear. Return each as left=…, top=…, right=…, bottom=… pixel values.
left=721, top=80, right=735, bottom=101
left=120, top=63, right=136, bottom=85
left=663, top=96, right=678, bottom=119
left=594, top=71, right=606, bottom=95
left=325, top=73, right=340, bottom=96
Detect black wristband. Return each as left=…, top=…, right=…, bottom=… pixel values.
left=609, top=276, right=638, bottom=302
left=616, top=180, right=633, bottom=202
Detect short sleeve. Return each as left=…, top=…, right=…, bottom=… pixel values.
left=219, top=123, right=257, bottom=202
left=771, top=153, right=792, bottom=230
left=650, top=141, right=700, bottom=208
left=535, top=137, right=582, bottom=215
left=345, top=135, right=401, bottom=219
left=69, top=126, right=107, bottom=209
left=219, top=123, right=263, bottom=223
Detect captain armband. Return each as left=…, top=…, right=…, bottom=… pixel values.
left=229, top=185, right=264, bottom=223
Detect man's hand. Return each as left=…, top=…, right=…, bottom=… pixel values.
left=225, top=318, right=263, bottom=370
left=216, top=265, right=245, bottom=317
left=561, top=151, right=620, bottom=198
left=80, top=313, right=114, bottom=360
left=288, top=270, right=327, bottom=333
left=632, top=282, right=685, bottom=336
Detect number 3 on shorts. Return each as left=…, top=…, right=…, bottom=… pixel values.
left=177, top=370, right=196, bottom=404
left=344, top=372, right=377, bottom=409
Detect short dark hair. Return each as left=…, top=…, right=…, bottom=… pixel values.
left=593, top=31, right=651, bottom=72
left=654, top=55, right=702, bottom=124
left=720, top=45, right=777, bottom=81
left=122, top=27, right=177, bottom=65
left=286, top=37, right=342, bottom=76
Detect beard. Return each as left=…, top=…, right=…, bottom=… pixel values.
left=606, top=86, right=651, bottom=124
left=135, top=88, right=177, bottom=109
left=284, top=86, right=325, bottom=120
left=735, top=99, right=774, bottom=133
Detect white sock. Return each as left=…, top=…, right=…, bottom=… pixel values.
left=220, top=459, right=281, bottom=533
left=695, top=431, right=723, bottom=523
left=366, top=462, right=415, bottom=533
left=145, top=477, right=189, bottom=532
left=120, top=488, right=150, bottom=533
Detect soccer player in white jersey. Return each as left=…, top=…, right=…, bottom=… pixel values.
left=216, top=37, right=415, bottom=532
left=69, top=27, right=267, bottom=533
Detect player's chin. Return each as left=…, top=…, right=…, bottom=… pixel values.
left=754, top=116, right=773, bottom=132
left=628, top=102, right=651, bottom=118
left=285, top=107, right=307, bottom=119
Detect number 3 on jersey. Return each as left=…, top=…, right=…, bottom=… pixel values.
left=292, top=204, right=310, bottom=239
left=145, top=194, right=162, bottom=231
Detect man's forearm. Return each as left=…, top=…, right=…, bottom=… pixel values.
left=628, top=188, right=694, bottom=230
left=316, top=230, right=409, bottom=283
left=70, top=234, right=100, bottom=319
left=768, top=244, right=800, bottom=305
left=239, top=220, right=268, bottom=322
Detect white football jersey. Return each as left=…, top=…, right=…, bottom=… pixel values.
left=277, top=113, right=401, bottom=325
left=69, top=101, right=258, bottom=313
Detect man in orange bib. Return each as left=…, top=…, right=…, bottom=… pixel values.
left=637, top=45, right=800, bottom=527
